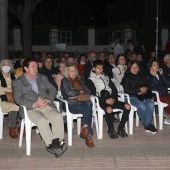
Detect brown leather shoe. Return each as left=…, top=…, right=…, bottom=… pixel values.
left=80, top=126, right=90, bottom=139
left=17, top=127, right=26, bottom=137
left=9, top=128, right=18, bottom=139
left=85, top=138, right=95, bottom=148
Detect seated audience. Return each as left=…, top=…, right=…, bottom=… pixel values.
left=112, top=54, right=127, bottom=91
left=136, top=54, right=147, bottom=75
left=86, top=60, right=131, bottom=139
left=59, top=56, right=66, bottom=63
left=0, top=59, right=21, bottom=138
left=149, top=51, right=156, bottom=61
left=66, top=56, right=84, bottom=79
left=161, top=54, right=170, bottom=81
left=76, top=54, right=87, bottom=76
left=61, top=64, right=94, bottom=147
left=84, top=51, right=98, bottom=80
left=62, top=52, right=70, bottom=59
left=55, top=61, right=66, bottom=91
left=39, top=55, right=59, bottom=90
left=103, top=54, right=115, bottom=79
left=130, top=53, right=137, bottom=61
left=122, top=60, right=157, bottom=134
left=15, top=56, right=26, bottom=78
left=146, top=59, right=170, bottom=124
left=12, top=58, right=67, bottom=157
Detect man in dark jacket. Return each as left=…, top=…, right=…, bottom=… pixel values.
left=84, top=51, right=97, bottom=80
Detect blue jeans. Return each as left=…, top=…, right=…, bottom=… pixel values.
left=130, top=97, right=155, bottom=127
left=68, top=100, right=93, bottom=135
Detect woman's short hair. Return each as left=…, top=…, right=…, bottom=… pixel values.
left=64, top=64, right=78, bottom=79
left=0, top=59, right=13, bottom=69
left=115, top=54, right=126, bottom=66
left=164, top=54, right=170, bottom=62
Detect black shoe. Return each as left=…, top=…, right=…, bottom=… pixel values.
left=117, top=128, right=128, bottom=138
left=144, top=124, right=158, bottom=134
left=149, top=124, right=158, bottom=131
left=46, top=144, right=62, bottom=155
left=108, top=129, right=118, bottom=139
left=60, top=143, right=68, bottom=153
left=55, top=152, right=63, bottom=158
left=113, top=116, right=119, bottom=123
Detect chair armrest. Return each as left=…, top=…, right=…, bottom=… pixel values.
left=118, top=92, right=130, bottom=103
left=54, top=97, right=70, bottom=113
left=152, top=90, right=162, bottom=103
left=168, top=88, right=170, bottom=93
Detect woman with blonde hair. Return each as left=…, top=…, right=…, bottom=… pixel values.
left=61, top=64, right=94, bottom=147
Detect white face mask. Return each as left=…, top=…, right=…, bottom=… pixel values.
left=1, top=66, right=11, bottom=73
left=80, top=62, right=86, bottom=65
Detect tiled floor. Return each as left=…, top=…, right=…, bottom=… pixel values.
left=1, top=114, right=170, bottom=170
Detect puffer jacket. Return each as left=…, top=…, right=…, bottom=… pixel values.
left=146, top=73, right=170, bottom=96
left=86, top=72, right=118, bottom=104
left=61, top=76, right=91, bottom=105
left=121, top=72, right=151, bottom=97
left=88, top=71, right=112, bottom=96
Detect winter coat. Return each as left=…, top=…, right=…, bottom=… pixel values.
left=61, top=76, right=91, bottom=105
left=146, top=73, right=170, bottom=96
left=86, top=72, right=118, bottom=104
left=122, top=73, right=152, bottom=97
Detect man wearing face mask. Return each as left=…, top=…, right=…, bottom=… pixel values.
left=0, top=60, right=21, bottom=138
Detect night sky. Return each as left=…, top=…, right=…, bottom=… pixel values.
left=8, top=0, right=170, bottom=30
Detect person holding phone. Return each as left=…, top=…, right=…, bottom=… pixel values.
left=146, top=59, right=170, bottom=125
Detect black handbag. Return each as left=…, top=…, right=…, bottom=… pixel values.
left=136, top=91, right=153, bottom=101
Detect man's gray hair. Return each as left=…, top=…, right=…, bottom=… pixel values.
left=164, top=54, right=170, bottom=62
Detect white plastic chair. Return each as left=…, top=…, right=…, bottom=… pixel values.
left=54, top=96, right=99, bottom=146
left=92, top=93, right=132, bottom=139
left=0, top=107, right=8, bottom=139
left=152, top=91, right=168, bottom=130
left=19, top=105, right=37, bottom=156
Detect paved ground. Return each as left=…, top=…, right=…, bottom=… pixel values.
left=1, top=113, right=170, bottom=170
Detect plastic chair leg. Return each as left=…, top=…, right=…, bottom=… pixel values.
left=129, top=108, right=134, bottom=135
left=19, top=119, right=25, bottom=147
left=77, top=118, right=81, bottom=135
left=67, top=116, right=73, bottom=146
left=0, top=112, right=4, bottom=139
left=25, top=121, right=32, bottom=156
left=158, top=104, right=164, bottom=130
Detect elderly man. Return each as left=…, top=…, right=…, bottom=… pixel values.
left=162, top=54, right=170, bottom=81
left=84, top=51, right=97, bottom=80
left=12, top=58, right=67, bottom=158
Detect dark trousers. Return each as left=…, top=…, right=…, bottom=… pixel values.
left=100, top=100, right=130, bottom=130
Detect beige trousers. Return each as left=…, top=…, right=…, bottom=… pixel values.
left=27, top=105, right=64, bottom=146
left=0, top=102, right=19, bottom=112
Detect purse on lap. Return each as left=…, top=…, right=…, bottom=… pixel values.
left=75, top=94, right=91, bottom=101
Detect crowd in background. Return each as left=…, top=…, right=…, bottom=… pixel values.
left=1, top=36, right=170, bottom=153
